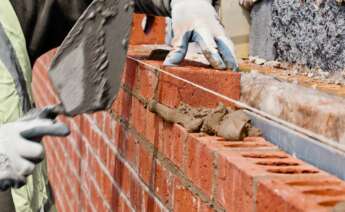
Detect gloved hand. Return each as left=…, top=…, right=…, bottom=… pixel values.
left=239, top=0, right=259, bottom=10
left=0, top=107, right=69, bottom=191
left=164, top=0, right=239, bottom=71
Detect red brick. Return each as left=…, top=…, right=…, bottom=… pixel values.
left=93, top=111, right=104, bottom=130
left=89, top=179, right=107, bottom=212
left=172, top=177, right=199, bottom=212
left=55, top=194, right=66, bottom=212
left=129, top=176, right=143, bottom=211
left=121, top=58, right=138, bottom=90
left=142, top=190, right=162, bottom=212
left=138, top=145, right=171, bottom=205
left=138, top=145, right=154, bottom=184
left=121, top=132, right=139, bottom=170
left=257, top=177, right=345, bottom=212
left=109, top=186, right=121, bottom=210
left=81, top=164, right=92, bottom=191
left=105, top=147, right=116, bottom=174
left=116, top=197, right=132, bottom=212
left=114, top=122, right=126, bottom=150
left=112, top=88, right=132, bottom=121
left=158, top=65, right=241, bottom=108
left=130, top=14, right=166, bottom=45
left=98, top=135, right=108, bottom=164
left=114, top=157, right=131, bottom=197
left=144, top=109, right=161, bottom=145
left=186, top=134, right=215, bottom=197
left=80, top=115, right=93, bottom=142
left=129, top=97, right=146, bottom=135
left=89, top=129, right=102, bottom=156
left=67, top=129, right=82, bottom=154
left=84, top=203, right=94, bottom=212
left=197, top=203, right=214, bottom=212
left=160, top=124, right=187, bottom=170
left=216, top=150, right=327, bottom=212
left=152, top=160, right=172, bottom=205
left=79, top=191, right=88, bottom=212
left=136, top=63, right=158, bottom=99
left=103, top=114, right=116, bottom=140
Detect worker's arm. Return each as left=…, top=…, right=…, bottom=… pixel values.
left=239, top=0, right=261, bottom=10
left=11, top=0, right=237, bottom=70
left=134, top=0, right=221, bottom=16
left=135, top=0, right=238, bottom=70
left=0, top=107, right=69, bottom=191
left=10, top=0, right=94, bottom=62
left=11, top=0, right=167, bottom=62
left=134, top=0, right=172, bottom=16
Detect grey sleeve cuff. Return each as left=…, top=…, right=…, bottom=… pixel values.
left=134, top=0, right=172, bottom=17
left=133, top=0, right=220, bottom=17
left=213, top=0, right=221, bottom=11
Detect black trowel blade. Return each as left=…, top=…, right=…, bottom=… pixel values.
left=49, top=0, right=134, bottom=116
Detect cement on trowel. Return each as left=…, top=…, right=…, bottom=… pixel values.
left=148, top=100, right=261, bottom=141
left=49, top=0, right=133, bottom=116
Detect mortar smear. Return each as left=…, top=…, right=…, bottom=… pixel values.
left=148, top=100, right=262, bottom=141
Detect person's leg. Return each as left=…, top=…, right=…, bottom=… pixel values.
left=0, top=190, right=15, bottom=212
left=249, top=0, right=276, bottom=60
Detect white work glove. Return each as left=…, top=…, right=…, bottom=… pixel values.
left=164, top=0, right=239, bottom=71
left=0, top=107, right=69, bottom=191
left=239, top=0, right=259, bottom=10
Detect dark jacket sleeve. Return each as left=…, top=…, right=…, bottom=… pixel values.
left=10, top=0, right=221, bottom=63
left=134, top=0, right=171, bottom=16
left=134, top=0, right=220, bottom=15
left=10, top=0, right=93, bottom=63
left=10, top=0, right=178, bottom=63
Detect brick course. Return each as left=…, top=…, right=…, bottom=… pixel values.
left=31, top=18, right=345, bottom=211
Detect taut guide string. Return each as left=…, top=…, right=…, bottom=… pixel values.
left=128, top=56, right=345, bottom=154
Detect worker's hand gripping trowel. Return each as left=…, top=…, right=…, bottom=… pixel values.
left=48, top=0, right=134, bottom=116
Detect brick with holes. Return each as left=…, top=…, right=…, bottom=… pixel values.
left=257, top=177, right=345, bottom=211
left=215, top=150, right=329, bottom=211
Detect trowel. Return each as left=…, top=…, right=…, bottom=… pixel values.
left=48, top=0, right=134, bottom=116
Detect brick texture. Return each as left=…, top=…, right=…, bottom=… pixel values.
left=32, top=22, right=345, bottom=211
left=130, top=14, right=166, bottom=45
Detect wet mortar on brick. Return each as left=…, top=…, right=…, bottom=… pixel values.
left=243, top=56, right=345, bottom=86
left=148, top=100, right=261, bottom=141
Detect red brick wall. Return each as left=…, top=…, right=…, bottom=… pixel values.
left=32, top=46, right=345, bottom=212
left=31, top=15, right=345, bottom=212
left=130, top=14, right=166, bottom=45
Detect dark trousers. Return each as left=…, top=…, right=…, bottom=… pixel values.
left=0, top=190, right=15, bottom=212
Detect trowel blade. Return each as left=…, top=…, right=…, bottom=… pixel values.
left=48, top=0, right=134, bottom=116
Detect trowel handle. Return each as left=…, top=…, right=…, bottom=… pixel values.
left=48, top=104, right=66, bottom=118
left=20, top=104, right=70, bottom=141
left=24, top=104, right=66, bottom=121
